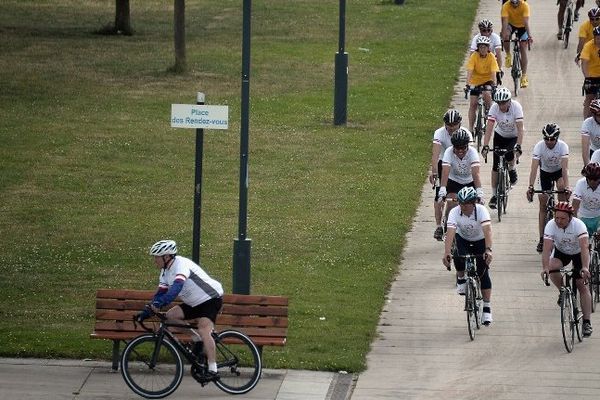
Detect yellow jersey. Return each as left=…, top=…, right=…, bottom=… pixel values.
left=579, top=20, right=594, bottom=42
left=581, top=40, right=600, bottom=77
left=501, top=1, right=530, bottom=28
left=467, top=53, right=499, bottom=86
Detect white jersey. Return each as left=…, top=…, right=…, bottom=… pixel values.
left=447, top=203, right=491, bottom=242
left=544, top=217, right=588, bottom=255
left=432, top=126, right=473, bottom=161
left=158, top=256, right=224, bottom=307
left=442, top=146, right=481, bottom=184
left=531, top=139, right=569, bottom=173
left=573, top=177, right=600, bottom=218
left=581, top=117, right=600, bottom=152
left=470, top=33, right=502, bottom=52
left=591, top=149, right=600, bottom=163
left=487, top=100, right=524, bottom=138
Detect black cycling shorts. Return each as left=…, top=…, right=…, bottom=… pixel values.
left=539, top=169, right=563, bottom=191
left=492, top=132, right=518, bottom=172
left=180, top=297, right=223, bottom=323
left=552, top=248, right=584, bottom=278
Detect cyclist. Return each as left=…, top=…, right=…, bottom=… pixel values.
left=481, top=87, right=525, bottom=209
left=438, top=129, right=484, bottom=220
left=470, top=19, right=504, bottom=82
left=541, top=202, right=593, bottom=337
left=466, top=35, right=499, bottom=133
left=558, top=0, right=587, bottom=39
left=136, top=240, right=224, bottom=380
left=581, top=99, right=600, bottom=164
left=430, top=110, right=473, bottom=241
left=572, top=163, right=600, bottom=239
left=526, top=124, right=570, bottom=253
left=576, top=8, right=600, bottom=65
left=501, top=0, right=533, bottom=88
left=442, top=186, right=494, bottom=325
left=580, top=27, right=600, bottom=118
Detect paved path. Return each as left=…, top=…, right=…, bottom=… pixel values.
left=350, top=0, right=600, bottom=399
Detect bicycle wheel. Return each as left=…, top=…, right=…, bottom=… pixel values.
left=503, top=167, right=510, bottom=214
left=496, top=170, right=505, bottom=222
left=512, top=51, right=521, bottom=96
left=475, top=105, right=484, bottom=152
left=465, top=280, right=477, bottom=340
left=214, top=330, right=262, bottom=394
left=592, top=251, right=600, bottom=306
left=560, top=290, right=574, bottom=353
left=474, top=279, right=482, bottom=330
left=121, top=334, right=184, bottom=399
left=563, top=7, right=573, bottom=49
left=573, top=291, right=584, bottom=342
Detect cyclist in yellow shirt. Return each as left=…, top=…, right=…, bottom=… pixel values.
left=501, top=0, right=533, bottom=88
left=580, top=27, right=600, bottom=118
left=466, top=36, right=499, bottom=133
left=576, top=8, right=600, bottom=65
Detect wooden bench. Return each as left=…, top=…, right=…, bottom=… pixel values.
left=91, top=289, right=289, bottom=370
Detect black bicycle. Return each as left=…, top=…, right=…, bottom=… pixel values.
left=464, top=87, right=487, bottom=152
left=120, top=309, right=262, bottom=399
left=589, top=232, right=600, bottom=312
left=452, top=254, right=484, bottom=340
left=544, top=267, right=583, bottom=353
left=485, top=148, right=513, bottom=222
left=560, top=0, right=575, bottom=49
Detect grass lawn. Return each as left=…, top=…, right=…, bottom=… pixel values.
left=0, top=0, right=477, bottom=372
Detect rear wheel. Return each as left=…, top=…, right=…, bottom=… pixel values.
left=512, top=50, right=521, bottom=96
left=560, top=290, right=574, bottom=353
left=214, top=330, right=262, bottom=395
left=563, top=7, right=573, bottom=49
left=496, top=169, right=505, bottom=222
left=592, top=251, right=600, bottom=306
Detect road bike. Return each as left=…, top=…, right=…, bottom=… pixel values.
left=120, top=309, right=262, bottom=399
left=544, top=267, right=583, bottom=353
left=508, top=37, right=522, bottom=97
left=451, top=254, right=484, bottom=340
left=485, top=148, right=513, bottom=222
left=589, top=232, right=600, bottom=312
left=559, top=0, right=575, bottom=49
left=464, top=88, right=487, bottom=152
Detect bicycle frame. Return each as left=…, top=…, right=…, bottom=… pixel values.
left=485, top=147, right=513, bottom=221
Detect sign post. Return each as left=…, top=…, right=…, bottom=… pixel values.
left=170, top=100, right=229, bottom=265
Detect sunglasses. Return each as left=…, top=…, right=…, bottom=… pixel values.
left=454, top=146, right=468, bottom=151
left=446, top=122, right=461, bottom=128
left=544, top=137, right=557, bottom=142
left=480, top=29, right=492, bottom=33
left=592, top=17, right=600, bottom=21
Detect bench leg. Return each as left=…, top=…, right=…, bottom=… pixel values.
left=111, top=340, right=121, bottom=371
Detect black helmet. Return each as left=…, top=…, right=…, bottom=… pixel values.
left=451, top=128, right=471, bottom=147
left=542, top=123, right=560, bottom=139
left=443, top=109, right=462, bottom=125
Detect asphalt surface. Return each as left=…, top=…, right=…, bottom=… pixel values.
left=5, top=1, right=599, bottom=399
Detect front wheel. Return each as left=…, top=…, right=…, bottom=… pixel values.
left=563, top=7, right=573, bottom=49
left=592, top=251, right=600, bottom=306
left=121, top=334, right=184, bottom=399
left=465, top=280, right=477, bottom=340
left=560, top=290, right=574, bottom=353
left=497, top=170, right=505, bottom=222
left=214, top=330, right=262, bottom=394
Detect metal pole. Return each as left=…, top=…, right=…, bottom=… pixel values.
left=233, top=0, right=252, bottom=294
left=192, top=92, right=205, bottom=264
left=334, top=0, right=348, bottom=125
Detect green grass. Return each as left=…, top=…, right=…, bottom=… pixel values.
left=0, top=0, right=477, bottom=372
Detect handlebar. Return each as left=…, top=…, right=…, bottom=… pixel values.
left=531, top=189, right=568, bottom=194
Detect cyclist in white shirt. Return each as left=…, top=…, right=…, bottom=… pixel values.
left=573, top=163, right=600, bottom=237
left=470, top=19, right=504, bottom=83
left=442, top=187, right=494, bottom=325
left=526, top=124, right=570, bottom=253
left=438, top=129, right=484, bottom=220
left=541, top=202, right=592, bottom=337
left=481, top=87, right=525, bottom=209
left=581, top=99, right=600, bottom=165
left=136, top=240, right=224, bottom=379
left=430, top=110, right=473, bottom=241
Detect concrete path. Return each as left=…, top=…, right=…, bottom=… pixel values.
left=350, top=0, right=600, bottom=399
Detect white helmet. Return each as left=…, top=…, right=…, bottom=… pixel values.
left=493, top=87, right=512, bottom=102
left=476, top=35, right=491, bottom=47
left=149, top=240, right=178, bottom=256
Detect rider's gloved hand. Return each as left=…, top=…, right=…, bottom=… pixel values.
left=526, top=185, right=534, bottom=203
left=481, top=144, right=490, bottom=158
left=476, top=187, right=485, bottom=205
left=135, top=308, right=151, bottom=322
left=437, top=186, right=447, bottom=202
left=514, top=143, right=522, bottom=157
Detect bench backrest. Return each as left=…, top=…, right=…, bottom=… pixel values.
left=93, top=289, right=288, bottom=346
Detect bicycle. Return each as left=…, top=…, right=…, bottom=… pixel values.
left=464, top=88, right=487, bottom=152
left=450, top=254, right=485, bottom=340
left=544, top=267, right=584, bottom=353
left=485, top=148, right=513, bottom=222
left=559, top=0, right=575, bottom=49
left=508, top=37, right=522, bottom=97
left=120, top=309, right=262, bottom=399
left=589, top=232, right=600, bottom=312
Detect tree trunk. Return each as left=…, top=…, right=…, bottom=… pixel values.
left=173, top=0, right=186, bottom=73
left=114, top=0, right=132, bottom=35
